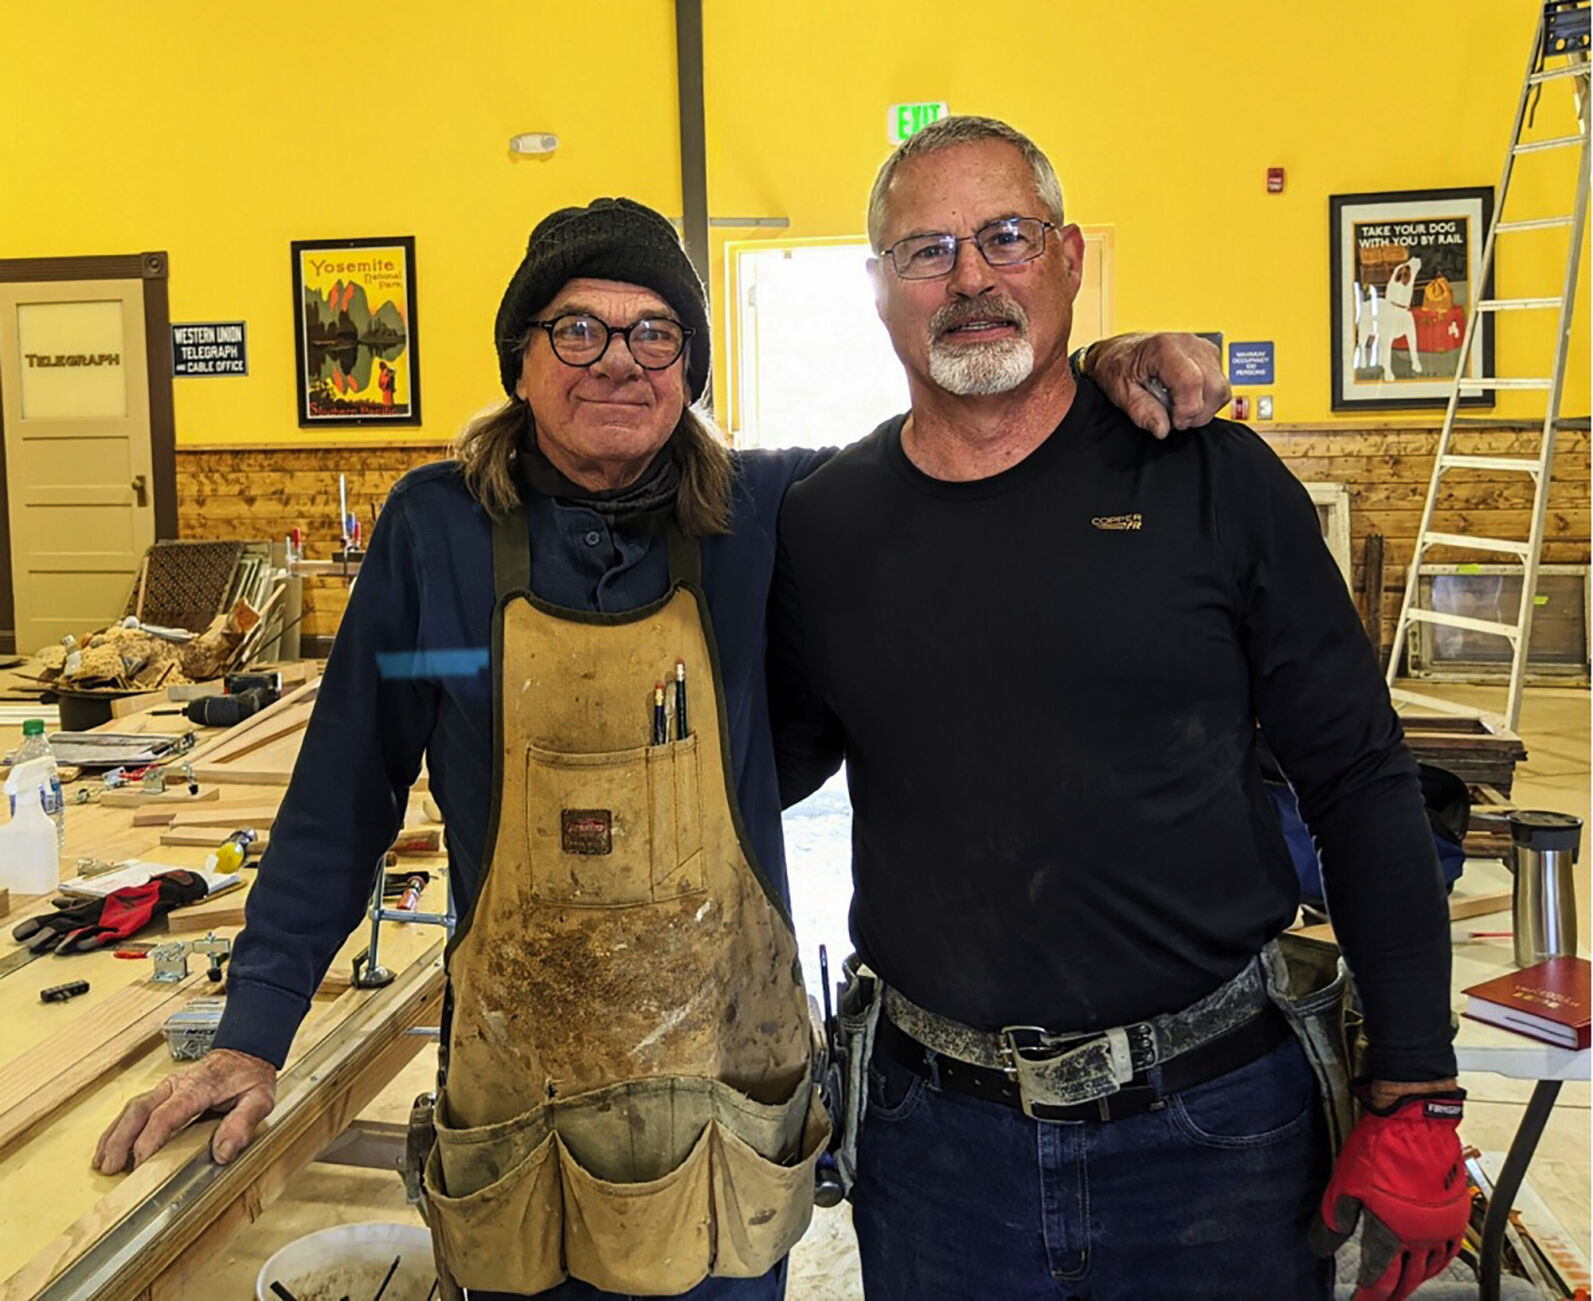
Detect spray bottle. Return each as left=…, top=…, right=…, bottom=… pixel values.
left=0, top=758, right=62, bottom=895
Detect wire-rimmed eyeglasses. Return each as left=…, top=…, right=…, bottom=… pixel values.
left=526, top=313, right=694, bottom=370
left=881, top=216, right=1056, bottom=280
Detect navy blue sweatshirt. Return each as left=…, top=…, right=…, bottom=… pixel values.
left=769, top=379, right=1456, bottom=1082
left=216, top=449, right=825, bottom=1067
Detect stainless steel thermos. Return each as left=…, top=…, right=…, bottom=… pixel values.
left=1508, top=811, right=1582, bottom=968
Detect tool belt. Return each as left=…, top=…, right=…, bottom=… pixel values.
left=880, top=952, right=1288, bottom=1123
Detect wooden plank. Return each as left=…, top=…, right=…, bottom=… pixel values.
left=390, top=827, right=441, bottom=854
left=109, top=690, right=174, bottom=721
left=159, top=826, right=271, bottom=850
left=186, top=765, right=295, bottom=787
left=166, top=804, right=280, bottom=831
left=98, top=788, right=220, bottom=810
left=202, top=706, right=315, bottom=766
left=163, top=896, right=248, bottom=935
left=0, top=891, right=8, bottom=920
left=1447, top=889, right=1514, bottom=922
left=1291, top=888, right=1515, bottom=948
left=165, top=682, right=226, bottom=702
left=0, top=973, right=205, bottom=1162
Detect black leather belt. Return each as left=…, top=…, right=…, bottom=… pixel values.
left=878, top=1003, right=1292, bottom=1123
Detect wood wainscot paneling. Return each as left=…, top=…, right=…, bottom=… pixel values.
left=1259, top=424, right=1591, bottom=659
left=177, top=445, right=451, bottom=644
left=178, top=425, right=1591, bottom=657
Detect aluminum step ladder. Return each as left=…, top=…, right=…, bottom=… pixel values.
left=1386, top=0, right=1591, bottom=733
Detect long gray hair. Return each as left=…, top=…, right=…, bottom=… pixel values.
left=454, top=395, right=733, bottom=537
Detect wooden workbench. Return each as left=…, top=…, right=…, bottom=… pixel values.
left=0, top=690, right=448, bottom=1299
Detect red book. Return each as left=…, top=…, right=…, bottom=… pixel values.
left=1463, top=956, right=1591, bottom=1050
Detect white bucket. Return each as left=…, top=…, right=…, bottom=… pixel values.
left=255, top=1222, right=435, bottom=1301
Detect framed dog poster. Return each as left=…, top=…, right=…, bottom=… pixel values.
left=1329, top=188, right=1494, bottom=411
left=291, top=236, right=421, bottom=426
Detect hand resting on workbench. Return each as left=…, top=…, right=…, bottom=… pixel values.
left=92, top=1047, right=276, bottom=1173
left=1084, top=330, right=1231, bottom=438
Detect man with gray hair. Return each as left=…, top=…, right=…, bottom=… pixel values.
left=772, top=115, right=1469, bottom=1300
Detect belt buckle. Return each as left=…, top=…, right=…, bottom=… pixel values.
left=999, top=1025, right=1137, bottom=1120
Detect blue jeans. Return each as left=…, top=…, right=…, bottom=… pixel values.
left=852, top=1032, right=1334, bottom=1300
left=468, top=1258, right=786, bottom=1300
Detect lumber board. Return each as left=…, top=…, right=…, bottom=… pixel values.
left=109, top=690, right=174, bottom=721
left=166, top=803, right=281, bottom=830
left=97, top=788, right=220, bottom=810
left=1291, top=888, right=1515, bottom=948
left=204, top=707, right=315, bottom=765
left=159, top=826, right=271, bottom=850
left=391, top=826, right=442, bottom=854
left=186, top=764, right=295, bottom=787
left=164, top=682, right=225, bottom=702
left=162, top=899, right=248, bottom=935
left=0, top=891, right=8, bottom=920
left=1446, top=889, right=1513, bottom=922
left=0, top=972, right=204, bottom=1162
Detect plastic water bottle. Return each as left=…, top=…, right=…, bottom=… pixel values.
left=14, top=719, right=65, bottom=852
left=0, top=759, right=60, bottom=894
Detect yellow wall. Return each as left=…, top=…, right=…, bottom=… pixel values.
left=705, top=0, right=1590, bottom=425
left=0, top=2, right=684, bottom=447
left=1, top=0, right=1586, bottom=446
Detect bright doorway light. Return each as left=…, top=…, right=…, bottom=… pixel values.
left=732, top=242, right=908, bottom=450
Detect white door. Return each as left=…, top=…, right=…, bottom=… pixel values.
left=0, top=280, right=156, bottom=652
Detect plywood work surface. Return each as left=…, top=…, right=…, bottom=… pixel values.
left=0, top=855, right=447, bottom=1291
left=0, top=692, right=447, bottom=1293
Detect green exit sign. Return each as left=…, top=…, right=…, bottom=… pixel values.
left=888, top=101, right=948, bottom=144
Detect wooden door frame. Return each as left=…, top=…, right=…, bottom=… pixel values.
left=0, top=252, right=178, bottom=653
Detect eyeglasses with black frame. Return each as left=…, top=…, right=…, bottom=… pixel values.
left=526, top=313, right=694, bottom=370
left=882, top=216, right=1056, bottom=280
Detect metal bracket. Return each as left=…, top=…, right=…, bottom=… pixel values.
left=149, top=931, right=231, bottom=984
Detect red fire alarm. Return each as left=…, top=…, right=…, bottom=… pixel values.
left=1266, top=167, right=1285, bottom=194
left=1233, top=395, right=1251, bottom=420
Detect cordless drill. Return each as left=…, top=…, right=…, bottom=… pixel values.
left=184, top=676, right=281, bottom=727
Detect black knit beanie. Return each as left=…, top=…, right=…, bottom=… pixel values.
left=495, top=197, right=710, bottom=401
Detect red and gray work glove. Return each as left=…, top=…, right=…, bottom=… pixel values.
left=12, top=870, right=208, bottom=954
left=1309, top=1085, right=1469, bottom=1301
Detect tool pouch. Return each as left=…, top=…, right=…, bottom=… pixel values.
left=407, top=1091, right=467, bottom=1301
left=832, top=953, right=881, bottom=1196
left=1262, top=932, right=1364, bottom=1156
left=404, top=1091, right=438, bottom=1206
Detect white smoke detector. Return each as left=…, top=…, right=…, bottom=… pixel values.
left=510, top=132, right=559, bottom=156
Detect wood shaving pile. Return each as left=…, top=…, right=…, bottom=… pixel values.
left=32, top=601, right=261, bottom=692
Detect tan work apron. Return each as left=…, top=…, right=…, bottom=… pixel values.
left=423, top=509, right=827, bottom=1296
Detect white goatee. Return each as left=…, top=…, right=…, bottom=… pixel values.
left=926, top=295, right=1035, bottom=396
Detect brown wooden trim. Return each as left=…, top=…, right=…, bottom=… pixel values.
left=300, top=635, right=337, bottom=658
left=1265, top=419, right=1591, bottom=433
left=140, top=254, right=179, bottom=540
left=179, top=438, right=453, bottom=452
left=0, top=360, right=11, bottom=655
left=0, top=253, right=154, bottom=282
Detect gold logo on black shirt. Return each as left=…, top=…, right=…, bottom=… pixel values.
left=1091, top=513, right=1142, bottom=531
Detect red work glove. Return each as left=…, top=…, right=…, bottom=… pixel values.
left=12, top=870, right=208, bottom=954
left=1308, top=1085, right=1468, bottom=1300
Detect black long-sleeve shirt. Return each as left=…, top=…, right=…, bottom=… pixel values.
left=770, top=378, right=1455, bottom=1081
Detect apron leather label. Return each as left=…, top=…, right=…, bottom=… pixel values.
left=561, top=808, right=613, bottom=855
